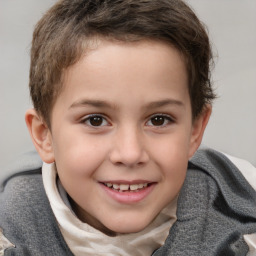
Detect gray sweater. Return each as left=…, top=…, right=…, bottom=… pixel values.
left=1, top=148, right=256, bottom=255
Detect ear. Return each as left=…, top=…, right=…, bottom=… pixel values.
left=25, top=109, right=55, bottom=163
left=188, top=105, right=212, bottom=158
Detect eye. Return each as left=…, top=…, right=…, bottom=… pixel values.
left=146, top=114, right=174, bottom=127
left=82, top=115, right=109, bottom=127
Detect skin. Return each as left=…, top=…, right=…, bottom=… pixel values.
left=26, top=40, right=211, bottom=235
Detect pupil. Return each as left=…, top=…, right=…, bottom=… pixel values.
left=90, top=116, right=103, bottom=126
left=151, top=116, right=164, bottom=126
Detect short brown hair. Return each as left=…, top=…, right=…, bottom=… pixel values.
left=29, top=0, right=216, bottom=126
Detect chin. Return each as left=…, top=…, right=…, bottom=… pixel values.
left=104, top=217, right=152, bottom=235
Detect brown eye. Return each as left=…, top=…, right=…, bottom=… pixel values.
left=146, top=115, right=173, bottom=127
left=83, top=115, right=108, bottom=127
left=89, top=116, right=103, bottom=126
left=151, top=116, right=165, bottom=126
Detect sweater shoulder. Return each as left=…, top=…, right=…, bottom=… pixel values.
left=0, top=170, right=73, bottom=255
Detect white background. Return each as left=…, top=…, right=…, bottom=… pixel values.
left=0, top=0, right=255, bottom=170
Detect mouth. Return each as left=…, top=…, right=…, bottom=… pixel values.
left=102, top=182, right=150, bottom=192
left=99, top=181, right=156, bottom=204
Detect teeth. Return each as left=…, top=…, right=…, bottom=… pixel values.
left=119, top=184, right=129, bottom=190
left=113, top=184, right=120, bottom=189
left=104, top=183, right=148, bottom=191
left=138, top=184, right=144, bottom=189
left=130, top=184, right=139, bottom=191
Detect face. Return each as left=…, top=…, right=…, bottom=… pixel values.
left=38, top=40, right=208, bottom=234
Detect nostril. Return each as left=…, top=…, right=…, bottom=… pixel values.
left=109, top=137, right=149, bottom=167
left=113, top=161, right=144, bottom=167
left=114, top=161, right=123, bottom=166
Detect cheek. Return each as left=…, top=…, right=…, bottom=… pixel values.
left=160, top=149, right=188, bottom=185
left=52, top=132, right=109, bottom=177
left=151, top=129, right=191, bottom=165
left=52, top=135, right=110, bottom=204
left=151, top=132, right=190, bottom=189
left=159, top=149, right=188, bottom=204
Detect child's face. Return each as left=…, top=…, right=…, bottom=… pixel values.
left=32, top=40, right=209, bottom=234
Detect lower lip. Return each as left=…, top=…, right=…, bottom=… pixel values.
left=100, top=183, right=156, bottom=204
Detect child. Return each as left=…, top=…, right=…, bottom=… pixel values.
left=0, top=0, right=255, bottom=255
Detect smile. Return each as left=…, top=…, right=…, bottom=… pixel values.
left=103, top=183, right=149, bottom=192
left=100, top=181, right=156, bottom=204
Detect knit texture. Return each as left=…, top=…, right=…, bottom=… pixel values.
left=153, top=149, right=256, bottom=256
left=0, top=169, right=74, bottom=256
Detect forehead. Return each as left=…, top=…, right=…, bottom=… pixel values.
left=57, top=39, right=189, bottom=110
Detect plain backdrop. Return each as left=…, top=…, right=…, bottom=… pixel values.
left=1, top=0, right=256, bottom=171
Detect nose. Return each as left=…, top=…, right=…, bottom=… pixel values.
left=109, top=126, right=149, bottom=167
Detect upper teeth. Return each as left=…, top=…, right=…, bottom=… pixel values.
left=105, top=183, right=148, bottom=191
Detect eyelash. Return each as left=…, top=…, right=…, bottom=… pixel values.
left=80, top=113, right=174, bottom=128
left=146, top=114, right=175, bottom=127
left=80, top=114, right=110, bottom=127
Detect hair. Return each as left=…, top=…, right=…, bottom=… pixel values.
left=29, top=0, right=216, bottom=127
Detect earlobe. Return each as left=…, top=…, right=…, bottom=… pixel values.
left=25, top=109, right=55, bottom=163
left=189, top=105, right=212, bottom=158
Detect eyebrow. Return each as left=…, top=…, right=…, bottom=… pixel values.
left=69, top=98, right=184, bottom=110
left=69, top=99, right=116, bottom=109
left=144, top=99, right=184, bottom=109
